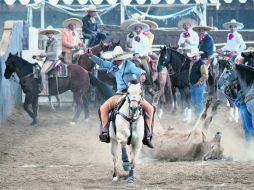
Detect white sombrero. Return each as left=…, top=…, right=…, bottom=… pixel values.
left=142, top=20, right=158, bottom=30
left=39, top=25, right=60, bottom=35
left=192, top=24, right=213, bottom=32
left=131, top=13, right=143, bottom=21
left=101, top=46, right=132, bottom=61
left=63, top=18, right=83, bottom=28
left=244, top=47, right=254, bottom=53
left=177, top=17, right=198, bottom=29
left=187, top=47, right=203, bottom=57
left=120, top=19, right=139, bottom=31
left=127, top=22, right=150, bottom=32
left=85, top=5, right=100, bottom=12
left=222, top=19, right=244, bottom=30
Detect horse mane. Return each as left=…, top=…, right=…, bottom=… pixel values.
left=11, top=55, right=34, bottom=74
left=235, top=64, right=254, bottom=89
left=129, top=79, right=139, bottom=85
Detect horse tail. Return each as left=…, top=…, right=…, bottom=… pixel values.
left=88, top=72, right=113, bottom=99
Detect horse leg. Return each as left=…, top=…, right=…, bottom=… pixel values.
left=55, top=95, right=61, bottom=109
left=127, top=142, right=142, bottom=185
left=171, top=86, right=177, bottom=113
left=83, top=96, right=90, bottom=121
left=121, top=144, right=131, bottom=172
left=48, top=96, right=55, bottom=111
left=111, top=139, right=119, bottom=182
left=24, top=95, right=36, bottom=125
left=31, top=97, right=39, bottom=125
left=71, top=91, right=83, bottom=124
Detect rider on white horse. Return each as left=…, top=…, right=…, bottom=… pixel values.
left=86, top=46, right=155, bottom=148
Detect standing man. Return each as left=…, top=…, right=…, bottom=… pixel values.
left=188, top=47, right=209, bottom=115
left=177, top=17, right=199, bottom=55
left=86, top=46, right=155, bottom=148
left=217, top=19, right=246, bottom=62
left=39, top=26, right=60, bottom=96
left=193, top=24, right=214, bottom=65
left=61, top=18, right=84, bottom=64
left=82, top=5, right=107, bottom=47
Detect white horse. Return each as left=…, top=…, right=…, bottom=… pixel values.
left=109, top=82, right=144, bottom=185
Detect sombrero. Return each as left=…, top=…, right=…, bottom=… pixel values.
left=85, top=5, right=100, bottom=12
left=127, top=22, right=149, bottom=32
left=187, top=47, right=203, bottom=57
left=131, top=13, right=143, bottom=21
left=120, top=19, right=139, bottom=31
left=63, top=18, right=83, bottom=28
left=222, top=19, right=244, bottom=30
left=177, top=17, right=198, bottom=29
left=39, top=25, right=60, bottom=35
left=244, top=47, right=254, bottom=53
left=101, top=46, right=132, bottom=61
left=142, top=20, right=158, bottom=30
left=192, top=24, right=213, bottom=32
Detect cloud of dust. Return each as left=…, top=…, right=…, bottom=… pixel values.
left=220, top=127, right=254, bottom=161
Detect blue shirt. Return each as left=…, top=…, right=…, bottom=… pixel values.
left=89, top=55, right=146, bottom=92
left=199, top=33, right=214, bottom=57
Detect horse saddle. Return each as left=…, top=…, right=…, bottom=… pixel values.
left=48, top=61, right=68, bottom=78
left=33, top=60, right=68, bottom=79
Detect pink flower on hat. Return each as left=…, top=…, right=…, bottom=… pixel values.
left=183, top=32, right=190, bottom=38
left=228, top=33, right=234, bottom=40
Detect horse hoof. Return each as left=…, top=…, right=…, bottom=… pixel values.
left=30, top=121, right=37, bottom=126
left=70, top=122, right=76, bottom=126
left=112, top=176, right=119, bottom=182
left=127, top=176, right=134, bottom=185
left=122, top=161, right=131, bottom=172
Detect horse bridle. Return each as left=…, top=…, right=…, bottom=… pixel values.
left=117, top=92, right=143, bottom=125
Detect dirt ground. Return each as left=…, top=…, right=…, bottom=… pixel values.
left=1, top=102, right=254, bottom=190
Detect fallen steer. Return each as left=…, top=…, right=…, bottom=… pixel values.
left=143, top=99, right=224, bottom=161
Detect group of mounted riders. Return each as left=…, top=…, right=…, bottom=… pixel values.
left=36, top=4, right=253, bottom=147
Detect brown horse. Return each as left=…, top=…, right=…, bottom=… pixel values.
left=4, top=53, right=97, bottom=125
left=78, top=41, right=120, bottom=71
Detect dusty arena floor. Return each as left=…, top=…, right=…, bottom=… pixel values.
left=1, top=102, right=254, bottom=190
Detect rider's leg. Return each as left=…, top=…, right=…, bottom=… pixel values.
left=87, top=34, right=97, bottom=47
left=99, top=95, right=122, bottom=143
left=141, top=99, right=155, bottom=148
left=39, top=61, right=52, bottom=95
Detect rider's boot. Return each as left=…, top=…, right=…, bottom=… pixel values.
left=142, top=107, right=156, bottom=149
left=98, top=109, right=110, bottom=143
left=143, top=124, right=154, bottom=148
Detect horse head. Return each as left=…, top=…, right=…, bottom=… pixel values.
left=4, top=52, right=18, bottom=79
left=158, top=46, right=170, bottom=72
left=127, top=80, right=143, bottom=116
left=241, top=51, right=254, bottom=68
left=218, top=62, right=239, bottom=100
left=99, top=40, right=120, bottom=52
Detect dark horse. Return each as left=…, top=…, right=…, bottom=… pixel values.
left=4, top=53, right=111, bottom=125
left=218, top=63, right=254, bottom=116
left=158, top=46, right=191, bottom=113
left=241, top=51, right=254, bottom=68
